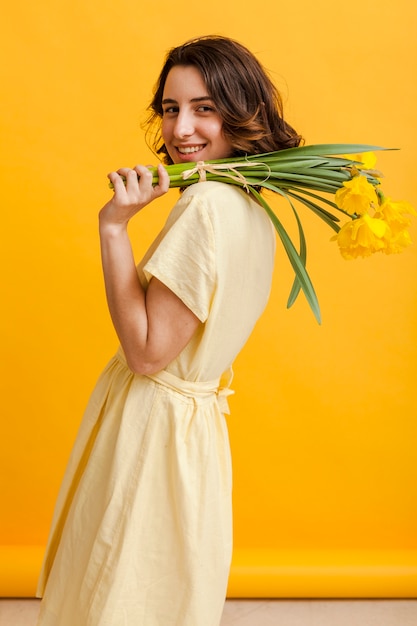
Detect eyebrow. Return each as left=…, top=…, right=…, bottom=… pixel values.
left=161, top=96, right=214, bottom=105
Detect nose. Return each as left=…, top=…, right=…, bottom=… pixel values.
left=173, top=110, right=194, bottom=139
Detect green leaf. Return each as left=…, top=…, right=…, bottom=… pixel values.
left=286, top=200, right=307, bottom=309
left=285, top=191, right=341, bottom=232
left=249, top=188, right=321, bottom=324
left=248, top=143, right=390, bottom=160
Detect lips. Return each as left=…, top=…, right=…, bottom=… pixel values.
left=176, top=144, right=206, bottom=155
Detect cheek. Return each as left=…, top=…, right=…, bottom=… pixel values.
left=161, top=118, right=171, bottom=142
left=210, top=120, right=224, bottom=136
left=216, top=125, right=233, bottom=152
left=205, top=120, right=229, bottom=145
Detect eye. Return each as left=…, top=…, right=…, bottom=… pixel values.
left=162, top=105, right=179, bottom=115
left=197, top=105, right=215, bottom=113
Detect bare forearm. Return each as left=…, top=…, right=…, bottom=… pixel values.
left=99, top=222, right=149, bottom=360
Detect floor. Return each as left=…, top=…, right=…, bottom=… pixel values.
left=0, top=598, right=416, bottom=626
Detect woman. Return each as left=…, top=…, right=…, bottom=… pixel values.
left=36, top=35, right=302, bottom=626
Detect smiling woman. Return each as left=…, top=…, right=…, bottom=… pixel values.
left=34, top=35, right=301, bottom=626
left=146, top=35, right=302, bottom=163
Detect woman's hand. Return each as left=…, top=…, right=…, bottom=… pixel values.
left=99, top=163, right=169, bottom=229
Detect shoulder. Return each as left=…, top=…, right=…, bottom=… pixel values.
left=179, top=181, right=274, bottom=232
left=177, top=181, right=257, bottom=226
left=181, top=180, right=249, bottom=206
left=163, top=181, right=250, bottom=233
left=166, top=181, right=275, bottom=248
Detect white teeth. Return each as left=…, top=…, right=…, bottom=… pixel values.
left=177, top=145, right=204, bottom=154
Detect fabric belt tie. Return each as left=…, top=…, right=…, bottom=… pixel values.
left=116, top=348, right=234, bottom=414
left=146, top=368, right=234, bottom=415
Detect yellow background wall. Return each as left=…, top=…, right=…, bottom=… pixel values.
left=1, top=0, right=416, bottom=597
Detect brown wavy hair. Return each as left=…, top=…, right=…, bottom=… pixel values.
left=145, top=35, right=303, bottom=164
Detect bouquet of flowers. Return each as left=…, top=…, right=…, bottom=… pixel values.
left=114, top=144, right=416, bottom=323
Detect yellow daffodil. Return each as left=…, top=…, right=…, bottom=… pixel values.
left=372, top=197, right=416, bottom=254
left=335, top=174, right=379, bottom=216
left=382, top=228, right=413, bottom=254
left=334, top=213, right=390, bottom=259
left=375, top=197, right=416, bottom=234
left=374, top=197, right=417, bottom=254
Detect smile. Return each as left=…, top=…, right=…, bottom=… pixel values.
left=177, top=145, right=206, bottom=154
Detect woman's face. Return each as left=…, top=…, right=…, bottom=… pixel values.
left=161, top=65, right=233, bottom=164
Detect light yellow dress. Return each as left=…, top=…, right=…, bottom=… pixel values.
left=36, top=181, right=276, bottom=626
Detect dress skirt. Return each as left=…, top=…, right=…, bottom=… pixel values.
left=36, top=349, right=233, bottom=626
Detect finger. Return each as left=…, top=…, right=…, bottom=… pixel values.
left=133, top=164, right=154, bottom=179
left=117, top=167, right=137, bottom=181
left=108, top=171, right=128, bottom=192
left=153, top=164, right=170, bottom=196
left=116, top=167, right=130, bottom=175
left=132, top=165, right=154, bottom=193
left=115, top=168, right=141, bottom=194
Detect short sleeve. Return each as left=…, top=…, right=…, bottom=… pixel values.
left=143, top=194, right=216, bottom=323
